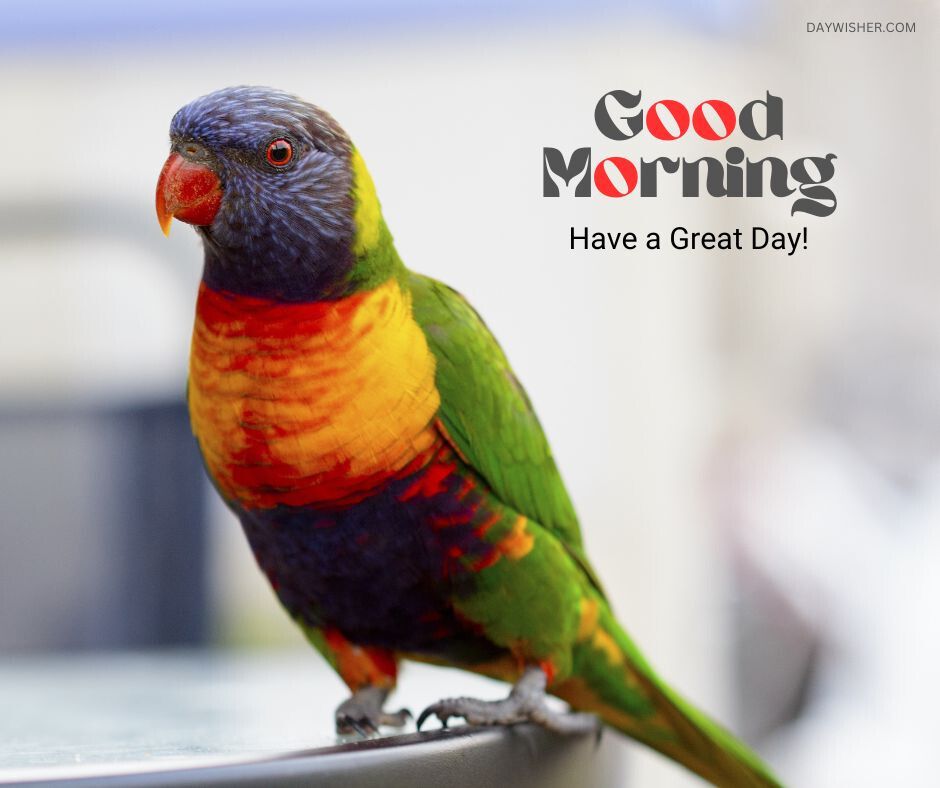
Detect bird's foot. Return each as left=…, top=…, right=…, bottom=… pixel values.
left=416, top=665, right=600, bottom=736
left=335, top=685, right=411, bottom=736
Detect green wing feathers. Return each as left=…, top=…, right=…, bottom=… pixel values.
left=408, top=273, right=593, bottom=565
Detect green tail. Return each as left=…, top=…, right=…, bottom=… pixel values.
left=554, top=601, right=782, bottom=788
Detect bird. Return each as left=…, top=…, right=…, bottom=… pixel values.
left=156, top=85, right=779, bottom=787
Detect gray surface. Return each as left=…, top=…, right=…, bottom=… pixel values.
left=0, top=651, right=626, bottom=787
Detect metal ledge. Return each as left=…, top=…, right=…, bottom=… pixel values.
left=0, top=653, right=626, bottom=788
left=18, top=726, right=623, bottom=788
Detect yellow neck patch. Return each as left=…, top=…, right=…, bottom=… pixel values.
left=351, top=148, right=381, bottom=256
left=189, top=277, right=441, bottom=509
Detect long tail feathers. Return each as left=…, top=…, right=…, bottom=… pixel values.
left=553, top=600, right=782, bottom=788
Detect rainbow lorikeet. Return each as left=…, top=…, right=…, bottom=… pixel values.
left=156, top=86, right=779, bottom=787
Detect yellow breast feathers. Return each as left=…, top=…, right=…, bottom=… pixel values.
left=188, top=277, right=441, bottom=508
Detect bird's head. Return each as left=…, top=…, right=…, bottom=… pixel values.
left=156, top=86, right=396, bottom=301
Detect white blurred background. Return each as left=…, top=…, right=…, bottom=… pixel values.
left=0, top=0, right=936, bottom=785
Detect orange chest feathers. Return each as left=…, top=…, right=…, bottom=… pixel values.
left=188, top=277, right=441, bottom=509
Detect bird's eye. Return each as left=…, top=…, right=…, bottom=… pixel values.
left=265, top=138, right=293, bottom=168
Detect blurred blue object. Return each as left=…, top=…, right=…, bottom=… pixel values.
left=0, top=401, right=209, bottom=651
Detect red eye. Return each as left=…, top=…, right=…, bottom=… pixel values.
left=266, top=138, right=293, bottom=167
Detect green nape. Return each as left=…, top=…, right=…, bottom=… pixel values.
left=343, top=149, right=408, bottom=295
left=345, top=216, right=408, bottom=294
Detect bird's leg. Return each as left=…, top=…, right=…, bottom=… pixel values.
left=335, top=685, right=411, bottom=736
left=416, top=665, right=600, bottom=735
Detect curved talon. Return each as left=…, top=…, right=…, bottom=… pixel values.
left=415, top=708, right=431, bottom=731
left=416, top=703, right=451, bottom=731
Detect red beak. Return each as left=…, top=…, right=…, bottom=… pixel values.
left=156, top=152, right=222, bottom=236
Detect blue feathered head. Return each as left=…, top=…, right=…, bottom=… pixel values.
left=157, top=86, right=390, bottom=301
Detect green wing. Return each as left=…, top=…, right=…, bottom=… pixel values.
left=408, top=272, right=603, bottom=592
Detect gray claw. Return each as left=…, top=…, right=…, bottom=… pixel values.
left=337, top=716, right=375, bottom=737
left=416, top=666, right=601, bottom=736
left=334, top=686, right=410, bottom=737
left=416, top=703, right=450, bottom=731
